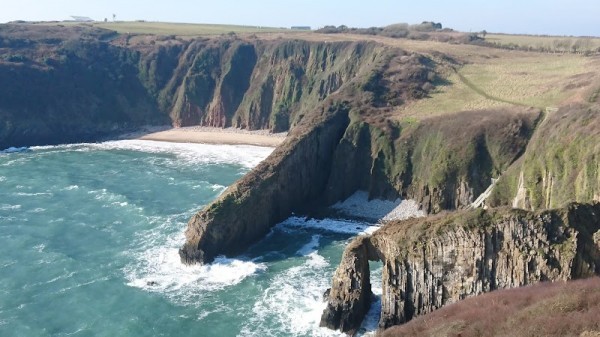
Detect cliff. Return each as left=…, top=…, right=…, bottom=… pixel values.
left=179, top=50, right=539, bottom=265
left=0, top=24, right=168, bottom=148
left=0, top=24, right=383, bottom=148
left=489, top=104, right=600, bottom=210
left=321, top=203, right=600, bottom=333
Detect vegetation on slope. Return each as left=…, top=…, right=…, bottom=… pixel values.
left=489, top=102, right=600, bottom=209
left=381, top=277, right=600, bottom=337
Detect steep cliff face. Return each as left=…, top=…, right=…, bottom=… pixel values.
left=0, top=24, right=384, bottom=148
left=179, top=43, right=449, bottom=264
left=180, top=101, right=351, bottom=263
left=321, top=203, right=600, bottom=333
left=167, top=39, right=379, bottom=130
left=323, top=108, right=538, bottom=212
left=489, top=104, right=600, bottom=210
left=178, top=45, right=542, bottom=265
left=0, top=25, right=168, bottom=148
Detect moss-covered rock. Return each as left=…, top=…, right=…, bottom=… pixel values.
left=490, top=104, right=600, bottom=209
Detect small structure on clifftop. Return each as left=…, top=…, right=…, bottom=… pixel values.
left=69, top=16, right=94, bottom=22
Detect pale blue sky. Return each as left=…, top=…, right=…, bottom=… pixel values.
left=1, top=0, right=598, bottom=36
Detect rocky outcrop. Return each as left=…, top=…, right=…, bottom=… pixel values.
left=321, top=203, right=600, bottom=333
left=323, top=108, right=539, bottom=212
left=320, top=236, right=376, bottom=334
left=179, top=101, right=352, bottom=264
left=179, top=45, right=448, bottom=264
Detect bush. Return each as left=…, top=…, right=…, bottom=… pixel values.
left=383, top=277, right=600, bottom=337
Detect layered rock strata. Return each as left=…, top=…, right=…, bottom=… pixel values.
left=321, top=203, right=600, bottom=333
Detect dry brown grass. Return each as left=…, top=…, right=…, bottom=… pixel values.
left=382, top=277, right=600, bottom=337
left=33, top=21, right=291, bottom=36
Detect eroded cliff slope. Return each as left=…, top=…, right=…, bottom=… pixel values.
left=179, top=45, right=539, bottom=265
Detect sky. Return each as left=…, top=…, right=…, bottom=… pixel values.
left=1, top=0, right=598, bottom=36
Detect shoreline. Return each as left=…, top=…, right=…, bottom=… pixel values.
left=135, top=126, right=287, bottom=147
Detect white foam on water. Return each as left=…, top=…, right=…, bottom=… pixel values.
left=241, top=249, right=345, bottom=337
left=31, top=140, right=274, bottom=169
left=279, top=216, right=380, bottom=235
left=15, top=192, right=53, bottom=197
left=0, top=176, right=5, bottom=182
left=124, top=222, right=267, bottom=306
left=210, top=184, right=226, bottom=191
left=126, top=246, right=266, bottom=294
left=28, top=208, right=46, bottom=213
left=64, top=185, right=79, bottom=191
left=296, top=235, right=321, bottom=256
left=0, top=204, right=21, bottom=211
left=331, top=191, right=425, bottom=222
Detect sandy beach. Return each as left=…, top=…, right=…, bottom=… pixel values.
left=138, top=126, right=287, bottom=147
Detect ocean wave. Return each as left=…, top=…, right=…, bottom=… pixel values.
left=125, top=245, right=266, bottom=299
left=0, top=176, right=5, bottom=182
left=14, top=192, right=53, bottom=197
left=279, top=217, right=380, bottom=235
left=31, top=140, right=273, bottom=169
left=296, top=234, right=321, bottom=256
left=28, top=208, right=46, bottom=213
left=241, top=248, right=343, bottom=337
left=0, top=204, right=21, bottom=211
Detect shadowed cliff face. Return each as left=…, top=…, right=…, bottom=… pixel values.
left=0, top=25, right=168, bottom=148
left=0, top=24, right=381, bottom=148
left=321, top=203, right=600, bottom=333
left=180, top=101, right=352, bottom=264
left=167, top=40, right=377, bottom=130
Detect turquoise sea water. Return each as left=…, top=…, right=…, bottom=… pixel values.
left=0, top=140, right=381, bottom=337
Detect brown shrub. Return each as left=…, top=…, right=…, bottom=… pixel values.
left=382, top=277, right=600, bottom=337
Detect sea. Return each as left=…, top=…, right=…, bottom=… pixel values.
left=0, top=140, right=383, bottom=337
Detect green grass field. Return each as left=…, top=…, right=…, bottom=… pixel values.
left=47, top=21, right=294, bottom=36
left=485, top=33, right=600, bottom=52
left=397, top=53, right=592, bottom=118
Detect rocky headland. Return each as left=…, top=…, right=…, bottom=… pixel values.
left=321, top=203, right=600, bottom=333
left=2, top=22, right=600, bottom=335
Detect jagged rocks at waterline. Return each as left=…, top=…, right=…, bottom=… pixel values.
left=321, top=203, right=600, bottom=332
